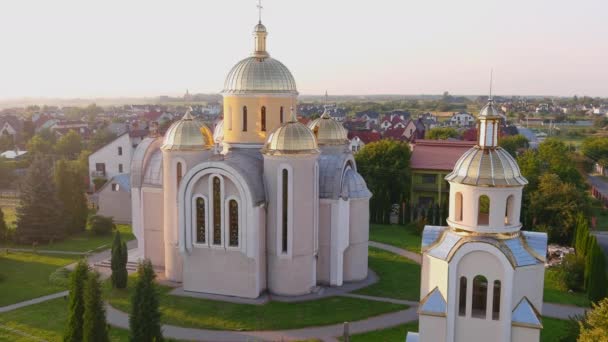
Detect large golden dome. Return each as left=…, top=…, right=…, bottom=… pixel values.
left=262, top=110, right=318, bottom=155
left=445, top=146, right=528, bottom=187
left=308, top=108, right=349, bottom=146
left=162, top=110, right=214, bottom=151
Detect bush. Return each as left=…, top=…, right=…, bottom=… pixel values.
left=556, top=253, right=585, bottom=292
left=0, top=273, right=5, bottom=283
left=89, top=215, right=115, bottom=236
left=49, top=267, right=72, bottom=287
left=414, top=217, right=426, bottom=236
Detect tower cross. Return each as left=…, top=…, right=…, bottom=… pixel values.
left=257, top=0, right=263, bottom=23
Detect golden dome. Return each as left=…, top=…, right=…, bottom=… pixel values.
left=162, top=110, right=214, bottom=151
left=308, top=108, right=349, bottom=146
left=263, top=110, right=318, bottom=155
left=445, top=146, right=528, bottom=187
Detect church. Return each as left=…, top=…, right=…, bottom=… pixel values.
left=406, top=99, right=548, bottom=342
left=129, top=18, right=371, bottom=299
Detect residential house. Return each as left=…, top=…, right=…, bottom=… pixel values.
left=379, top=115, right=407, bottom=131
left=94, top=173, right=132, bottom=223
left=88, top=132, right=142, bottom=190
left=0, top=149, right=27, bottom=160
left=383, top=118, right=426, bottom=142
left=347, top=129, right=381, bottom=153
left=349, top=136, right=365, bottom=153
left=418, top=112, right=438, bottom=129
left=356, top=111, right=381, bottom=125
left=0, top=115, right=22, bottom=139
left=448, top=112, right=476, bottom=127
left=409, top=139, right=476, bottom=215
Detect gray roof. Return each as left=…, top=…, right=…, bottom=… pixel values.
left=143, top=150, right=163, bottom=186
left=222, top=149, right=266, bottom=205
left=130, top=137, right=157, bottom=189
left=512, top=297, right=542, bottom=329
left=319, top=152, right=356, bottom=199
left=341, top=169, right=372, bottom=199
left=422, top=227, right=546, bottom=268
left=418, top=287, right=446, bottom=317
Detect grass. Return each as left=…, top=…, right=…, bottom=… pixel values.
left=355, top=247, right=420, bottom=301
left=0, top=224, right=134, bottom=253
left=541, top=317, right=573, bottom=342
left=341, top=321, right=418, bottom=341
left=106, top=278, right=407, bottom=331
left=543, top=267, right=590, bottom=308
left=369, top=224, right=422, bottom=253
left=0, top=298, right=130, bottom=342
left=0, top=252, right=80, bottom=306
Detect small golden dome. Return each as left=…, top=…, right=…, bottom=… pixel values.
left=308, top=108, right=349, bottom=146
left=445, top=146, right=528, bottom=187
left=263, top=110, right=318, bottom=155
left=162, top=110, right=214, bottom=151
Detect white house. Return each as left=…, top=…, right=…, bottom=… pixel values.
left=449, top=112, right=476, bottom=127
left=349, top=136, right=365, bottom=153
left=88, top=132, right=142, bottom=189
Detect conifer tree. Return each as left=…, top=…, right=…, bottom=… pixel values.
left=0, top=207, right=7, bottom=243
left=111, top=231, right=128, bottom=288
left=64, top=260, right=89, bottom=342
left=587, top=242, right=608, bottom=303
left=129, top=260, right=163, bottom=342
left=584, top=235, right=597, bottom=290
left=55, top=159, right=88, bottom=234
left=82, top=271, right=109, bottom=342
left=574, top=213, right=589, bottom=254
left=16, top=156, right=65, bottom=243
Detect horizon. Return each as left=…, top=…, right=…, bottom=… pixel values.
left=1, top=0, right=607, bottom=99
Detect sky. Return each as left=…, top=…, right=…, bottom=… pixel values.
left=0, top=0, right=607, bottom=99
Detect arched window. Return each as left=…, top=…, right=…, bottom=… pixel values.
left=478, top=195, right=490, bottom=226
left=281, top=169, right=289, bottom=253
left=505, top=195, right=514, bottom=225
left=492, top=280, right=501, bottom=320
left=227, top=106, right=232, bottom=131
left=280, top=106, right=284, bottom=124
left=472, top=275, right=488, bottom=318
left=176, top=162, right=183, bottom=187
left=458, top=276, right=467, bottom=316
left=261, top=106, right=267, bottom=132
left=455, top=192, right=463, bottom=221
left=212, top=177, right=222, bottom=245
left=195, top=197, right=206, bottom=244
left=242, top=106, right=248, bottom=132
left=228, top=199, right=239, bottom=247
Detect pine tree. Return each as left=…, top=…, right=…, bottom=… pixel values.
left=111, top=231, right=128, bottom=289
left=584, top=236, right=597, bottom=290
left=587, top=242, right=608, bottom=303
left=16, top=156, right=66, bottom=244
left=64, top=260, right=89, bottom=342
left=130, top=260, right=163, bottom=342
left=55, top=159, right=88, bottom=234
left=0, top=207, right=7, bottom=243
left=82, top=271, right=109, bottom=342
left=574, top=213, right=589, bottom=254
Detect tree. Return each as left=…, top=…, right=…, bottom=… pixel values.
left=26, top=134, right=53, bottom=156
left=499, top=134, right=528, bottom=157
left=426, top=127, right=459, bottom=140
left=89, top=215, right=115, bottom=236
left=55, top=159, right=88, bottom=234
left=82, top=272, right=109, bottom=342
left=586, top=240, right=607, bottom=302
left=130, top=260, right=163, bottom=342
left=64, top=260, right=89, bottom=342
left=355, top=139, right=411, bottom=223
left=578, top=298, right=608, bottom=341
left=574, top=213, right=590, bottom=256
left=88, top=129, right=117, bottom=152
left=55, top=130, right=83, bottom=159
left=0, top=207, right=7, bottom=243
left=21, top=119, right=35, bottom=144
left=111, top=231, right=128, bottom=289
left=581, top=137, right=608, bottom=164
left=16, top=156, right=65, bottom=243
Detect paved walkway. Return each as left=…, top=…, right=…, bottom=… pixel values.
left=0, top=291, right=68, bottom=314
left=369, top=241, right=422, bottom=264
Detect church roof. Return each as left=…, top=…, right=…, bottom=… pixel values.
left=512, top=297, right=543, bottom=329
left=341, top=168, right=372, bottom=199
left=318, top=153, right=351, bottom=199
left=143, top=150, right=163, bottom=186
left=422, top=226, right=547, bottom=268
left=418, top=287, right=447, bottom=317
left=222, top=149, right=266, bottom=205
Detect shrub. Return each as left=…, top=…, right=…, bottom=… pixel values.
left=49, top=267, right=71, bottom=287
left=556, top=253, right=585, bottom=292
left=89, top=215, right=115, bottom=236
left=414, top=217, right=426, bottom=236
left=0, top=273, right=5, bottom=283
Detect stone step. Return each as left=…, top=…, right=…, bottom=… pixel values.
left=95, top=260, right=138, bottom=271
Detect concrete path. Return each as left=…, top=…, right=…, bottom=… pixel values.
left=369, top=241, right=422, bottom=264
left=0, top=291, right=68, bottom=314
left=542, top=303, right=588, bottom=320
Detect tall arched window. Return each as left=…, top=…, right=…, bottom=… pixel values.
left=227, top=106, right=232, bottom=131
left=261, top=106, right=267, bottom=132
left=478, top=195, right=490, bottom=225
left=492, top=280, right=501, bottom=320
left=228, top=199, right=239, bottom=247
left=505, top=195, right=514, bottom=225
left=242, top=106, right=248, bottom=132
left=282, top=169, right=289, bottom=253
left=458, top=276, right=467, bottom=316
left=195, top=197, right=206, bottom=244
left=280, top=106, right=284, bottom=124
left=455, top=192, right=463, bottom=221
left=176, top=162, right=183, bottom=187
left=212, top=177, right=222, bottom=245
left=472, top=275, right=488, bottom=318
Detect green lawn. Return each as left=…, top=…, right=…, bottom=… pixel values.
left=369, top=224, right=421, bottom=253
left=543, top=267, right=590, bottom=308
left=0, top=298, right=130, bottom=342
left=354, top=247, right=420, bottom=301
left=0, top=252, right=80, bottom=307
left=106, top=278, right=407, bottom=331
left=541, top=317, right=573, bottom=342
left=0, top=224, right=134, bottom=253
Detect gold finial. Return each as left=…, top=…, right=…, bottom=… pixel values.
left=489, top=68, right=494, bottom=101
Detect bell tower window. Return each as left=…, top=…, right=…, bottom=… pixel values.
left=478, top=195, right=490, bottom=226
left=280, top=107, right=284, bottom=124
left=176, top=162, right=183, bottom=187
left=455, top=192, right=463, bottom=221
left=505, top=195, right=514, bottom=225
left=472, top=275, right=488, bottom=318
left=242, top=106, right=248, bottom=132
left=261, top=106, right=267, bottom=132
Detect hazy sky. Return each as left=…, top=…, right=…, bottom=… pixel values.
left=1, top=0, right=607, bottom=99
